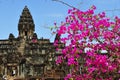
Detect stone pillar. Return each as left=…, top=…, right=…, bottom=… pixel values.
left=22, top=64, right=25, bottom=78
left=0, top=66, right=2, bottom=75
left=17, top=66, right=19, bottom=76
left=44, top=66, right=46, bottom=75
left=29, top=66, right=33, bottom=76
left=33, top=67, right=34, bottom=76
left=20, top=64, right=24, bottom=78
left=4, top=67, right=7, bottom=75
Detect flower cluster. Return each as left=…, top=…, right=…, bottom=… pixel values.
left=55, top=5, right=120, bottom=80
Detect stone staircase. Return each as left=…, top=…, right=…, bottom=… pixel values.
left=18, top=39, right=26, bottom=55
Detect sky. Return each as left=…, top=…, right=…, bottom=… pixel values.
left=0, top=0, right=120, bottom=42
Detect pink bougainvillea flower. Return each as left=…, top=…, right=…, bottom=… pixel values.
left=54, top=5, right=120, bottom=80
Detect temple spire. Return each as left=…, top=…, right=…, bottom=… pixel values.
left=18, top=6, right=35, bottom=39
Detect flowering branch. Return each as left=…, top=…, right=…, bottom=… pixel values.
left=55, top=5, right=120, bottom=79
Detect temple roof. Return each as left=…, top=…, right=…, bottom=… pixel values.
left=21, top=6, right=31, bottom=17
left=18, top=6, right=35, bottom=30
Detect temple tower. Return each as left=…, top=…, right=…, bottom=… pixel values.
left=18, top=6, right=35, bottom=39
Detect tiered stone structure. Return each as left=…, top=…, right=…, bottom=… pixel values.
left=0, top=6, right=66, bottom=80
left=18, top=6, right=35, bottom=39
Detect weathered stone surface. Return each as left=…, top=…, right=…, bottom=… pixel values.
left=0, top=6, right=66, bottom=80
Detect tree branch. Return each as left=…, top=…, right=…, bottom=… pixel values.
left=52, top=0, right=79, bottom=10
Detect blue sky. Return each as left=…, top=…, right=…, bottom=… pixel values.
left=0, top=0, right=120, bottom=42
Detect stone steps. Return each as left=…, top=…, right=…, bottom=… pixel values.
left=18, top=40, right=26, bottom=55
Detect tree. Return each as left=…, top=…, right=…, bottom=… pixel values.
left=55, top=5, right=120, bottom=80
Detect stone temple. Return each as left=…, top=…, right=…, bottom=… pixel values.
left=0, top=6, right=66, bottom=80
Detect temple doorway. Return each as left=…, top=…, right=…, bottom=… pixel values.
left=7, top=66, right=17, bottom=76
left=25, top=31, right=27, bottom=36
